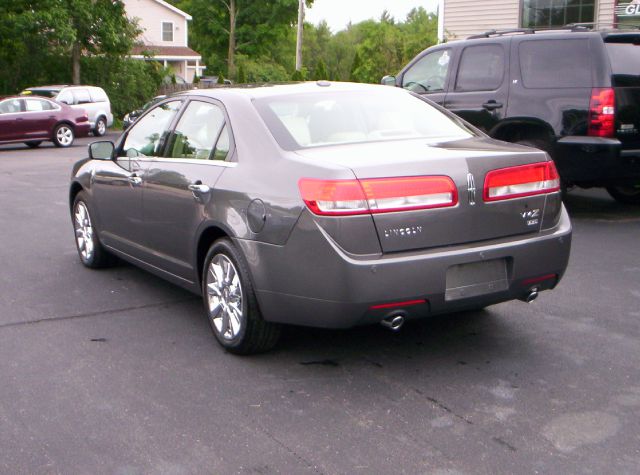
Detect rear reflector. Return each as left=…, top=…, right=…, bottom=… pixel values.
left=370, top=299, right=427, bottom=310
left=299, top=176, right=457, bottom=216
left=588, top=88, right=615, bottom=138
left=484, top=161, right=560, bottom=201
left=522, top=273, right=557, bottom=286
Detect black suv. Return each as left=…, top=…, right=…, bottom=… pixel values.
left=383, top=26, right=640, bottom=204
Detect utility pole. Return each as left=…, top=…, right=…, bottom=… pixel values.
left=295, top=0, right=304, bottom=71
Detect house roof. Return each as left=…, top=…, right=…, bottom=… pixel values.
left=132, top=45, right=201, bottom=58
left=150, top=0, right=192, bottom=20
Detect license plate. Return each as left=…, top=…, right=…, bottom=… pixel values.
left=445, top=258, right=508, bottom=301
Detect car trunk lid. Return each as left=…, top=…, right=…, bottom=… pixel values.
left=296, top=138, right=556, bottom=253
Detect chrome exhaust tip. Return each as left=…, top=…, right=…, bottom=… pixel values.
left=520, top=288, right=539, bottom=304
left=381, top=313, right=405, bottom=331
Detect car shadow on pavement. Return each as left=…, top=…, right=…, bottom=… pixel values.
left=563, top=188, right=640, bottom=221
left=273, top=307, right=528, bottom=369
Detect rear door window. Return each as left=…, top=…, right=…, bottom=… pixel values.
left=57, top=90, right=73, bottom=105
left=165, top=101, right=228, bottom=160
left=455, top=44, right=505, bottom=92
left=25, top=99, right=54, bottom=111
left=519, top=39, right=591, bottom=88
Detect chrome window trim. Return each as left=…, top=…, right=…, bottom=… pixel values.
left=148, top=156, right=238, bottom=167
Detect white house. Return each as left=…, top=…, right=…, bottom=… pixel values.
left=123, top=0, right=205, bottom=82
left=437, top=0, right=633, bottom=42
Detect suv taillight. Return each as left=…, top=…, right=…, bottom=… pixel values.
left=298, top=176, right=458, bottom=216
left=588, top=88, right=615, bottom=138
left=484, top=161, right=560, bottom=201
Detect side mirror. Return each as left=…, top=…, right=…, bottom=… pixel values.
left=89, top=141, right=114, bottom=160
left=381, top=75, right=397, bottom=86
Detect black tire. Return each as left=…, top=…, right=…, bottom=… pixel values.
left=606, top=184, right=640, bottom=205
left=25, top=141, right=42, bottom=148
left=202, top=238, right=281, bottom=354
left=72, top=191, right=115, bottom=268
left=53, top=123, right=75, bottom=148
left=94, top=116, right=107, bottom=137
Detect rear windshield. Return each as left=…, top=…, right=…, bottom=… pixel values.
left=254, top=90, right=475, bottom=150
left=606, top=41, right=640, bottom=87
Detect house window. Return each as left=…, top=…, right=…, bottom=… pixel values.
left=615, top=1, right=640, bottom=26
left=162, top=21, right=174, bottom=42
left=521, top=0, right=596, bottom=28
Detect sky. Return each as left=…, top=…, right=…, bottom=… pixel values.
left=305, top=0, right=439, bottom=32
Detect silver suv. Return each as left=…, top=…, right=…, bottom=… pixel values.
left=22, top=85, right=113, bottom=136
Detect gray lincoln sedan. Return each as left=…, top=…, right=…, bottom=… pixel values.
left=70, top=82, right=571, bottom=354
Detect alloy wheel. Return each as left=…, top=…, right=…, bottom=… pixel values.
left=57, top=126, right=73, bottom=146
left=206, top=254, right=243, bottom=340
left=96, top=119, right=106, bottom=136
left=74, top=201, right=94, bottom=262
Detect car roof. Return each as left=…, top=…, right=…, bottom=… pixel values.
left=177, top=81, right=395, bottom=100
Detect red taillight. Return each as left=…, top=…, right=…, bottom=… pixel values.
left=484, top=161, right=560, bottom=201
left=588, top=88, right=615, bottom=138
left=298, top=176, right=458, bottom=216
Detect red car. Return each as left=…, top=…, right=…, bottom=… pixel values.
left=0, top=95, right=91, bottom=148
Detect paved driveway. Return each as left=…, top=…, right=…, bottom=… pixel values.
left=0, top=134, right=639, bottom=473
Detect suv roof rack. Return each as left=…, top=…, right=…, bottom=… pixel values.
left=564, top=22, right=640, bottom=31
left=468, top=23, right=640, bottom=39
left=467, top=28, right=535, bottom=39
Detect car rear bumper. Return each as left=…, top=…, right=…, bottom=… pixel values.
left=237, top=207, right=572, bottom=329
left=555, top=136, right=640, bottom=185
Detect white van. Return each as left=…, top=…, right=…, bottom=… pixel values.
left=22, top=85, right=114, bottom=136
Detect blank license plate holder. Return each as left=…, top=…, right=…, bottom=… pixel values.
left=445, top=258, right=509, bottom=301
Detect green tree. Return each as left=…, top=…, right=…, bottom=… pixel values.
left=217, top=72, right=226, bottom=84
left=237, top=63, right=247, bottom=83
left=175, top=0, right=313, bottom=78
left=65, top=0, right=140, bottom=84
left=313, top=58, right=328, bottom=80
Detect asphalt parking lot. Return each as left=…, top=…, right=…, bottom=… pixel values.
left=1, top=134, right=639, bottom=474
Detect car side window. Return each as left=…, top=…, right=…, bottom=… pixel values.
left=90, top=88, right=108, bottom=103
left=25, top=99, right=54, bottom=112
left=57, top=90, right=73, bottom=105
left=402, top=49, right=451, bottom=93
left=519, top=39, right=591, bottom=88
left=455, top=44, right=505, bottom=92
left=72, top=89, right=92, bottom=104
left=121, top=100, right=182, bottom=158
left=165, top=101, right=228, bottom=160
left=0, top=98, right=22, bottom=114
left=212, top=124, right=230, bottom=161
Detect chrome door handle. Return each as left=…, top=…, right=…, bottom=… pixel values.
left=128, top=174, right=143, bottom=186
left=188, top=183, right=211, bottom=194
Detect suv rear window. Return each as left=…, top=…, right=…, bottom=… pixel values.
left=519, top=39, right=591, bottom=88
left=605, top=40, right=640, bottom=87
